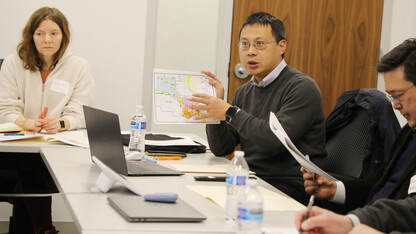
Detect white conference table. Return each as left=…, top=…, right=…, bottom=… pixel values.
left=40, top=146, right=300, bottom=234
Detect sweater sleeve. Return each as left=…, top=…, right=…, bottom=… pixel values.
left=230, top=76, right=325, bottom=155
left=0, top=54, right=25, bottom=123
left=206, top=121, right=240, bottom=156
left=349, top=195, right=416, bottom=233
left=59, top=57, right=95, bottom=130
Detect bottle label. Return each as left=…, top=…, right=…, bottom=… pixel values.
left=226, top=175, right=246, bottom=186
left=235, top=175, right=246, bottom=186
left=130, top=121, right=146, bottom=130
left=130, top=121, right=139, bottom=129
left=237, top=207, right=263, bottom=221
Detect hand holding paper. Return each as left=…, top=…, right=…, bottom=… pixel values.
left=301, top=167, right=338, bottom=199
left=269, top=112, right=337, bottom=181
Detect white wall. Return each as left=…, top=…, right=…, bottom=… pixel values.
left=150, top=0, right=231, bottom=139
left=377, top=0, right=416, bottom=127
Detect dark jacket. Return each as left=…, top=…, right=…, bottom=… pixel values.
left=350, top=194, right=416, bottom=233
left=326, top=88, right=401, bottom=177
left=323, top=125, right=416, bottom=214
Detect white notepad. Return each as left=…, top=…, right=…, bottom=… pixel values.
left=0, top=122, right=21, bottom=133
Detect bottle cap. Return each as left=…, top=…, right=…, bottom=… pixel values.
left=234, top=151, right=244, bottom=157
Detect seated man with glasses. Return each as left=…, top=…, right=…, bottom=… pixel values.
left=302, top=38, right=416, bottom=214
left=189, top=12, right=327, bottom=205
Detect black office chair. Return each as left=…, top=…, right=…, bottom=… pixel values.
left=324, top=89, right=401, bottom=178
left=0, top=58, right=3, bottom=71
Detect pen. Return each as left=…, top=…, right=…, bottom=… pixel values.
left=155, top=156, right=182, bottom=160
left=142, top=157, right=157, bottom=163
left=147, top=152, right=186, bottom=157
left=299, top=194, right=315, bottom=234
left=3, top=133, right=25, bottom=136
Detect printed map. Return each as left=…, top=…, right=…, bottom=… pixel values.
left=153, top=69, right=219, bottom=123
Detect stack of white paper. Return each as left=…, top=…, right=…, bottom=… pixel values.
left=269, top=112, right=337, bottom=181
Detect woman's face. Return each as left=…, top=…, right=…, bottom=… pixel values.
left=33, top=19, right=63, bottom=63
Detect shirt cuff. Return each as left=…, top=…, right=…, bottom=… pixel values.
left=330, top=181, right=346, bottom=205
left=346, top=214, right=361, bottom=227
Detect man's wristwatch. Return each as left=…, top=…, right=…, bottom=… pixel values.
left=225, top=106, right=239, bottom=123
left=59, top=119, right=65, bottom=131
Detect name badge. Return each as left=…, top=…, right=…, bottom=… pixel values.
left=50, top=79, right=70, bottom=95
left=408, top=175, right=416, bottom=194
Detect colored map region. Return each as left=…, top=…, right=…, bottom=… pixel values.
left=153, top=69, right=219, bottom=123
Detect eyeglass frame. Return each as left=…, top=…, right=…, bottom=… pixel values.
left=386, top=85, right=415, bottom=103
left=238, top=40, right=276, bottom=50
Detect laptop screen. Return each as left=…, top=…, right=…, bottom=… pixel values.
left=83, top=105, right=129, bottom=175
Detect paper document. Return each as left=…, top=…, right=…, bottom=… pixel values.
left=38, top=131, right=89, bottom=148
left=153, top=68, right=219, bottom=124
left=146, top=136, right=199, bottom=146
left=269, top=112, right=337, bottom=181
left=187, top=185, right=304, bottom=211
left=0, top=122, right=21, bottom=133
left=170, top=164, right=255, bottom=174
left=262, top=227, right=298, bottom=234
left=0, top=130, right=89, bottom=148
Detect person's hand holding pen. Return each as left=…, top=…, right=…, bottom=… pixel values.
left=295, top=205, right=354, bottom=234
left=301, top=167, right=337, bottom=200
left=298, top=195, right=314, bottom=234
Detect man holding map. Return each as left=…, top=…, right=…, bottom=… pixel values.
left=189, top=12, right=326, bottom=205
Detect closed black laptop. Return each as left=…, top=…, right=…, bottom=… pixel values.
left=83, top=105, right=183, bottom=176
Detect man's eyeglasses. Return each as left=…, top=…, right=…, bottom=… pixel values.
left=386, top=85, right=415, bottom=103
left=238, top=40, right=275, bottom=50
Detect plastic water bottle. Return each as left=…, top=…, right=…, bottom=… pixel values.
left=237, top=179, right=263, bottom=234
left=128, top=105, right=147, bottom=160
left=225, top=151, right=249, bottom=221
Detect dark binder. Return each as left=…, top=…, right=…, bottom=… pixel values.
left=121, top=133, right=206, bottom=153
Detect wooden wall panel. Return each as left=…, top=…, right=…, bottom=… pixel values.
left=228, top=0, right=384, bottom=116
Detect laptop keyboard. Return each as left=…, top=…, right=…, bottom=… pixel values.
left=127, top=161, right=155, bottom=174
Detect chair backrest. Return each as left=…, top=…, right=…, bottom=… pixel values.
left=325, top=107, right=371, bottom=178
left=324, top=89, right=401, bottom=179
left=0, top=59, right=3, bottom=70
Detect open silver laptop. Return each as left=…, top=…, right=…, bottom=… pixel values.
left=83, top=105, right=183, bottom=176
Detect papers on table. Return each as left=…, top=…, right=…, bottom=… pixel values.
left=169, top=164, right=255, bottom=174
left=153, top=68, right=219, bottom=124
left=262, top=227, right=298, bottom=234
left=0, top=122, right=21, bottom=133
left=269, top=112, right=337, bottom=181
left=146, top=136, right=199, bottom=146
left=187, top=185, right=304, bottom=211
left=0, top=130, right=89, bottom=148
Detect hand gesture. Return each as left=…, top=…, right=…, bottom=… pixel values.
left=201, top=70, right=225, bottom=100
left=301, top=167, right=337, bottom=200
left=37, top=106, right=60, bottom=133
left=190, top=93, right=230, bottom=121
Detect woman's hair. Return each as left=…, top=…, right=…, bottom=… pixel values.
left=17, top=7, right=70, bottom=71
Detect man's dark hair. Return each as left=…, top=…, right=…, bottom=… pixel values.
left=239, top=12, right=286, bottom=57
left=405, top=50, right=416, bottom=84
left=377, top=38, right=416, bottom=83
